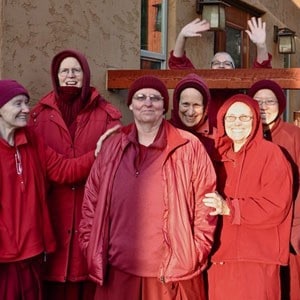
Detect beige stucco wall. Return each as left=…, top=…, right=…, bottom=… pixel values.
left=1, top=1, right=141, bottom=124
left=0, top=0, right=299, bottom=123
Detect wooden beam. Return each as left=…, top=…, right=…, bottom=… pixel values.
left=106, top=68, right=300, bottom=90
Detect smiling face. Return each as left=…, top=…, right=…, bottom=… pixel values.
left=178, top=88, right=204, bottom=127
left=58, top=57, right=83, bottom=88
left=253, top=89, right=279, bottom=129
left=129, top=88, right=165, bottom=127
left=0, top=95, right=30, bottom=131
left=224, top=101, right=253, bottom=152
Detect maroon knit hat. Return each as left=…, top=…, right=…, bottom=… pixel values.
left=127, top=75, right=169, bottom=112
left=247, top=79, right=286, bottom=116
left=0, top=80, right=29, bottom=108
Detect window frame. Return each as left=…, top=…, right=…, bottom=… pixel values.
left=140, top=0, right=168, bottom=69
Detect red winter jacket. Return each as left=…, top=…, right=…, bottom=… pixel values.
left=247, top=80, right=300, bottom=254
left=79, top=121, right=217, bottom=285
left=263, top=118, right=300, bottom=254
left=211, top=95, right=293, bottom=265
left=0, top=128, right=94, bottom=263
left=29, top=88, right=122, bottom=282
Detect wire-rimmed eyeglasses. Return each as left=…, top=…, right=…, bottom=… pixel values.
left=133, top=94, right=164, bottom=102
left=253, top=98, right=278, bottom=106
left=224, top=115, right=253, bottom=122
left=211, top=61, right=234, bottom=68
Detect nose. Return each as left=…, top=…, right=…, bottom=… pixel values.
left=66, top=70, right=76, bottom=77
left=21, top=103, right=30, bottom=113
left=144, top=97, right=153, bottom=106
left=186, top=106, right=195, bottom=115
left=233, top=118, right=242, bottom=125
left=259, top=102, right=269, bottom=109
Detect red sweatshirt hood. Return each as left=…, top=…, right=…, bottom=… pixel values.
left=215, top=94, right=263, bottom=158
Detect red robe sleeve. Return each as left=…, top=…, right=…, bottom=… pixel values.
left=168, top=50, right=195, bottom=70
left=45, top=145, right=95, bottom=184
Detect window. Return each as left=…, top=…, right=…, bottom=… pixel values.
left=215, top=0, right=264, bottom=68
left=141, top=0, right=168, bottom=69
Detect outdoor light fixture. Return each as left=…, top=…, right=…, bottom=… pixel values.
left=196, top=0, right=230, bottom=30
left=274, top=25, right=296, bottom=54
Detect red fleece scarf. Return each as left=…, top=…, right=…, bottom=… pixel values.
left=56, top=86, right=86, bottom=137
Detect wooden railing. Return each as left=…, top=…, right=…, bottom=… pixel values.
left=106, top=68, right=300, bottom=90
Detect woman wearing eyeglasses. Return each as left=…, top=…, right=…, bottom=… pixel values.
left=248, top=79, right=300, bottom=299
left=28, top=49, right=122, bottom=300
left=79, top=75, right=218, bottom=300
left=203, top=94, right=293, bottom=300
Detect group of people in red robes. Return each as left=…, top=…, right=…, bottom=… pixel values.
left=0, top=15, right=299, bottom=300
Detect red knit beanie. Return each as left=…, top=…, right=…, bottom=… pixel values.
left=247, top=79, right=286, bottom=116
left=127, top=75, right=169, bottom=112
left=0, top=80, right=29, bottom=108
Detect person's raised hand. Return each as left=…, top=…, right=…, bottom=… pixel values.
left=245, top=17, right=266, bottom=47
left=180, top=18, right=210, bottom=38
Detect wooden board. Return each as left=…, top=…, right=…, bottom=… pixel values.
left=106, top=68, right=300, bottom=90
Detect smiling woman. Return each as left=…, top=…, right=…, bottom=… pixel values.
left=0, top=79, right=96, bottom=300
left=28, top=49, right=122, bottom=300
left=0, top=95, right=30, bottom=141
left=58, top=57, right=83, bottom=87
left=203, top=94, right=293, bottom=300
left=224, top=101, right=253, bottom=152
left=169, top=73, right=215, bottom=155
left=0, top=81, right=30, bottom=145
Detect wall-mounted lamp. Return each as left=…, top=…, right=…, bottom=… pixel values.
left=196, top=0, right=230, bottom=31
left=153, top=3, right=162, bottom=32
left=274, top=25, right=296, bottom=54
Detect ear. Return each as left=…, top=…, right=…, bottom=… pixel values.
left=129, top=104, right=133, bottom=110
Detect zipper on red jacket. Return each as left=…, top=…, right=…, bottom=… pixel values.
left=15, top=147, right=25, bottom=192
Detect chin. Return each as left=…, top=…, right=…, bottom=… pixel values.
left=184, top=122, right=196, bottom=127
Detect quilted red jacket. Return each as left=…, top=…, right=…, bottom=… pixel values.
left=0, top=128, right=94, bottom=263
left=79, top=121, right=217, bottom=285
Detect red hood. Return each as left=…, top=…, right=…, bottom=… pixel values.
left=51, top=49, right=91, bottom=102
left=215, top=94, right=263, bottom=158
